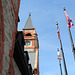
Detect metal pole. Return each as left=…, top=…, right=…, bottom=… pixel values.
left=56, top=21, right=68, bottom=75
left=68, top=28, right=75, bottom=58
left=63, top=7, right=75, bottom=59
left=59, top=60, right=62, bottom=75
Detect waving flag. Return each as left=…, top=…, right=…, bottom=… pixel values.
left=63, top=7, right=75, bottom=60
left=57, top=29, right=60, bottom=40
left=57, top=51, right=62, bottom=60
left=65, top=12, right=74, bottom=28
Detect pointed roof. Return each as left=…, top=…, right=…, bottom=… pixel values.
left=24, top=14, right=34, bottom=29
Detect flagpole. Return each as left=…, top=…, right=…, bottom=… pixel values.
left=56, top=21, right=68, bottom=75
left=59, top=60, right=62, bottom=75
left=63, top=7, right=75, bottom=59
left=57, top=48, right=63, bottom=75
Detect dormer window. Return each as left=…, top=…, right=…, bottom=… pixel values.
left=26, top=33, right=32, bottom=36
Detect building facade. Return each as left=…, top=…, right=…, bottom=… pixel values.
left=14, top=31, right=33, bottom=75
left=23, top=14, right=39, bottom=75
left=0, top=0, right=20, bottom=75
left=0, top=0, right=39, bottom=74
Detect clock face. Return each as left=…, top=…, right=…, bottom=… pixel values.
left=25, top=40, right=31, bottom=46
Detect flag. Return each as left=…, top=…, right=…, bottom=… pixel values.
left=57, top=51, right=62, bottom=60
left=65, top=11, right=74, bottom=28
left=57, top=29, right=60, bottom=40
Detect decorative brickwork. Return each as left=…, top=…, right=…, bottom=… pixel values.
left=0, top=0, right=20, bottom=75
left=7, top=0, right=20, bottom=75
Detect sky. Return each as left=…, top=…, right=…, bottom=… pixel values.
left=18, top=0, right=75, bottom=75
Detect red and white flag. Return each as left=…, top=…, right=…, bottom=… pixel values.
left=57, top=29, right=60, bottom=40
left=65, top=11, right=74, bottom=28
left=57, top=51, right=62, bottom=60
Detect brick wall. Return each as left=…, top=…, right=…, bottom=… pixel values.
left=13, top=59, right=21, bottom=75
left=0, top=0, right=20, bottom=75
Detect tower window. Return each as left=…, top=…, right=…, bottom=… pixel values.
left=26, top=33, right=32, bottom=36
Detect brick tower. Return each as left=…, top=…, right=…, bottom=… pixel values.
left=23, top=14, right=39, bottom=75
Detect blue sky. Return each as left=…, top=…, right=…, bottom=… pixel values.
left=18, top=0, right=75, bottom=75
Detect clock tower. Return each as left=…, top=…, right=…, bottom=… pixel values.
left=23, top=14, right=39, bottom=75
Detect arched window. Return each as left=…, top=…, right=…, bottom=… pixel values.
left=26, top=33, right=32, bottom=36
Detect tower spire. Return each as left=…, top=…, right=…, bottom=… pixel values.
left=24, top=13, right=34, bottom=29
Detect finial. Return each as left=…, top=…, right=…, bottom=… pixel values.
left=29, top=12, right=31, bottom=16
left=63, top=7, right=66, bottom=11
left=57, top=48, right=59, bottom=51
left=56, top=21, right=58, bottom=25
